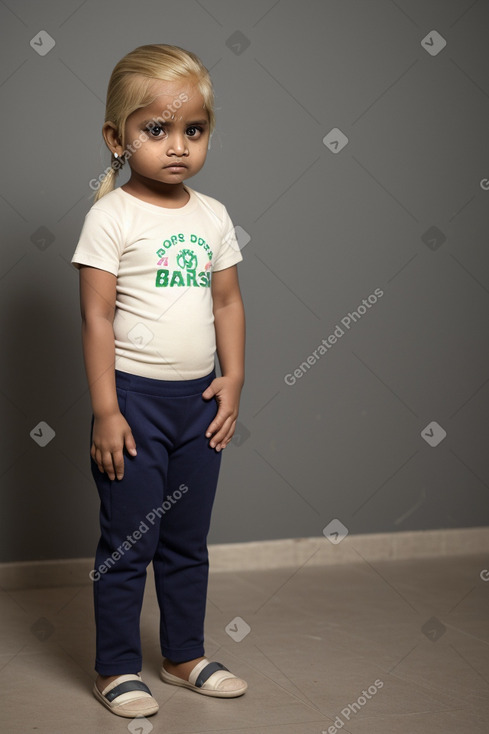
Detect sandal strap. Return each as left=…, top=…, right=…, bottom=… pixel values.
left=105, top=679, right=152, bottom=702
left=194, top=662, right=230, bottom=688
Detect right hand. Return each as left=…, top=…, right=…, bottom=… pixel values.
left=91, top=412, right=137, bottom=481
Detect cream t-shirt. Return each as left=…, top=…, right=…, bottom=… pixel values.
left=71, top=185, right=243, bottom=380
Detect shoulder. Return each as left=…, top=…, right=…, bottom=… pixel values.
left=189, top=187, right=226, bottom=214
left=188, top=187, right=232, bottom=228
left=86, top=187, right=126, bottom=220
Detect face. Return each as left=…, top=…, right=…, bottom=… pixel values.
left=107, top=78, right=210, bottom=192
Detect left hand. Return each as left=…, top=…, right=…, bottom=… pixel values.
left=202, top=376, right=243, bottom=451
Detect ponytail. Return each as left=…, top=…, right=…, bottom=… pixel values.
left=91, top=154, right=124, bottom=203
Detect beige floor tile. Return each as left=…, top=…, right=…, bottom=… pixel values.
left=0, top=552, right=487, bottom=733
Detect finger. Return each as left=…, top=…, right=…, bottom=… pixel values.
left=220, top=420, right=238, bottom=448
left=112, top=449, right=125, bottom=480
left=92, top=446, right=105, bottom=475
left=216, top=432, right=234, bottom=451
left=102, top=450, right=117, bottom=481
left=202, top=384, right=216, bottom=400
left=210, top=416, right=236, bottom=450
left=206, top=408, right=230, bottom=439
left=202, top=378, right=222, bottom=401
left=125, top=431, right=137, bottom=457
left=217, top=418, right=238, bottom=450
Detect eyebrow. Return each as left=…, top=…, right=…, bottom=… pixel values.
left=140, top=118, right=209, bottom=126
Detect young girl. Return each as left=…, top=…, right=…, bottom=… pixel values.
left=71, top=43, right=247, bottom=718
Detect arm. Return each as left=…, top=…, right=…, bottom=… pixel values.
left=202, top=264, right=245, bottom=451
left=79, top=265, right=137, bottom=479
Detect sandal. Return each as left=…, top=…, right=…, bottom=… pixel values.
left=93, top=673, right=159, bottom=717
left=160, top=657, right=247, bottom=698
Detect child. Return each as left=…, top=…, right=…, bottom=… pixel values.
left=71, top=43, right=247, bottom=718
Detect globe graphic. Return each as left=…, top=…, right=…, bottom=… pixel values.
left=177, top=249, right=198, bottom=271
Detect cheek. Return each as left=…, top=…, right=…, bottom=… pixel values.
left=132, top=144, right=160, bottom=163
left=195, top=139, right=210, bottom=154
left=125, top=148, right=154, bottom=173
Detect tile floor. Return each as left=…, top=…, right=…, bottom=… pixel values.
left=1, top=552, right=488, bottom=733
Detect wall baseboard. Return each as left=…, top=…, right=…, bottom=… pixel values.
left=1, top=526, right=487, bottom=590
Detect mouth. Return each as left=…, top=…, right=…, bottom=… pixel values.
left=164, top=163, right=187, bottom=169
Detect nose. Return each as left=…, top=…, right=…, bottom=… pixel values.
left=167, top=130, right=188, bottom=156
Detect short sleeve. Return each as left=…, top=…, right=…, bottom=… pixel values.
left=212, top=204, right=244, bottom=272
left=71, top=207, right=124, bottom=276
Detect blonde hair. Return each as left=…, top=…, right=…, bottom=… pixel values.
left=93, top=44, right=215, bottom=202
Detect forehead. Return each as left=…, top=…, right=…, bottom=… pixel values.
left=135, top=78, right=207, bottom=121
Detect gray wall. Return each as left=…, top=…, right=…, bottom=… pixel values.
left=1, top=0, right=488, bottom=563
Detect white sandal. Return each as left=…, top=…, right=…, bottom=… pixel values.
left=93, top=673, right=159, bottom=717
left=160, top=657, right=248, bottom=698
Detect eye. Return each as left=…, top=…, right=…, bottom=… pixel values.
left=186, top=125, right=204, bottom=137
left=143, top=123, right=205, bottom=139
left=145, top=124, right=165, bottom=138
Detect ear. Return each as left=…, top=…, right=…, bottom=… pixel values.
left=102, top=122, right=124, bottom=157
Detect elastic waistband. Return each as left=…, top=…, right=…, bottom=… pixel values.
left=115, top=369, right=216, bottom=397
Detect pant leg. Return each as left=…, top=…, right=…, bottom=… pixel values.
left=91, top=380, right=177, bottom=676
left=152, top=378, right=222, bottom=663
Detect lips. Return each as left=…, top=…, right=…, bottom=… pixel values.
left=165, top=163, right=187, bottom=168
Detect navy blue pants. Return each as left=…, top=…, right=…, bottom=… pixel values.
left=90, top=368, right=222, bottom=676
